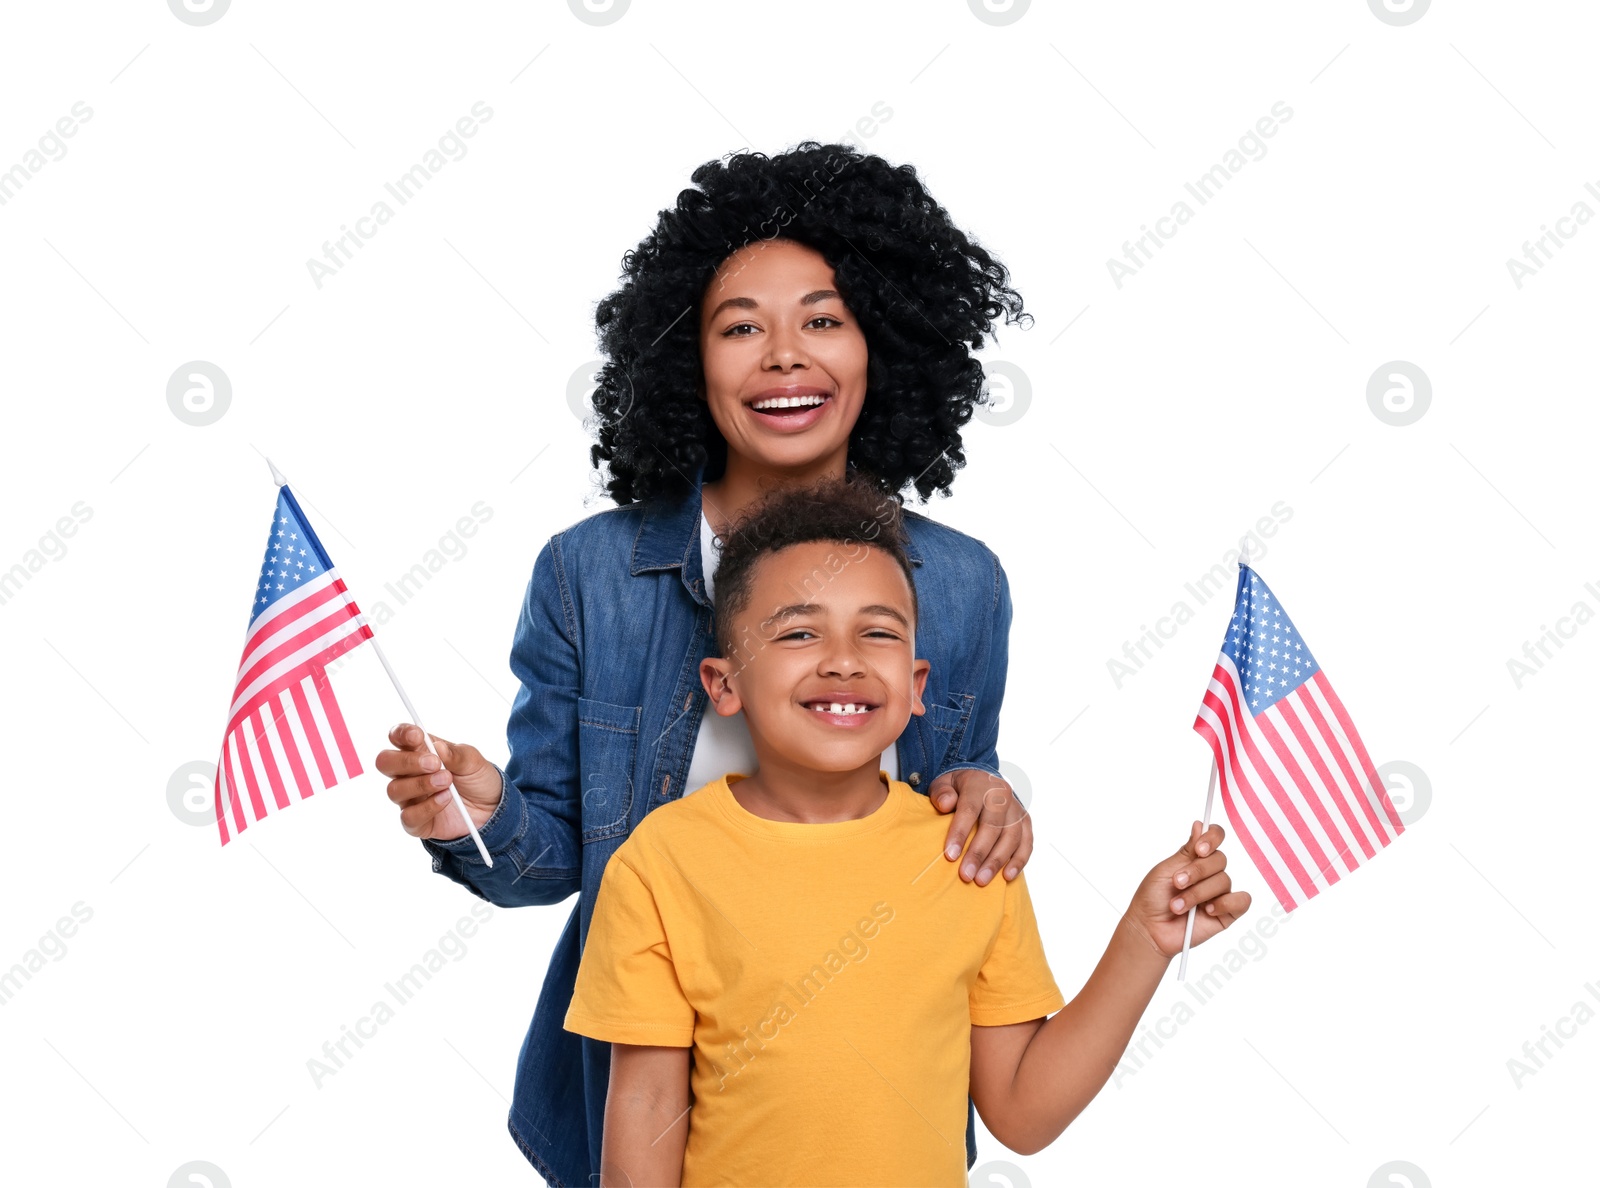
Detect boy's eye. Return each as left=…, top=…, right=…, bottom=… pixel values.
left=778, top=630, right=815, bottom=641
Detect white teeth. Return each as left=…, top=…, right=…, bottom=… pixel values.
left=752, top=394, right=825, bottom=410
left=812, top=702, right=869, bottom=715
left=830, top=702, right=843, bottom=714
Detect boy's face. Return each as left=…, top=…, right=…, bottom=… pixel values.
left=700, top=540, right=929, bottom=776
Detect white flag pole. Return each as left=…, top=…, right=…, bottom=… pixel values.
left=1176, top=758, right=1218, bottom=981
left=267, top=458, right=494, bottom=867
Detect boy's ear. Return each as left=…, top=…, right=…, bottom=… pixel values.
left=908, top=658, right=931, bottom=717
left=699, top=657, right=743, bottom=717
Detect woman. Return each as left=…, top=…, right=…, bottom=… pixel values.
left=376, top=141, right=1036, bottom=1187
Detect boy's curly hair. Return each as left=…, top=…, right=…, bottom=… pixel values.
left=711, top=472, right=918, bottom=661
left=587, top=141, right=1032, bottom=507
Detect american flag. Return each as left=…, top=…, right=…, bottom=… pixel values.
left=212, top=485, right=373, bottom=845
left=1191, top=565, right=1404, bottom=912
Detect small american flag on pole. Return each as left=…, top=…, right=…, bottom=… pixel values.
left=1191, top=564, right=1404, bottom=913
left=213, top=481, right=373, bottom=845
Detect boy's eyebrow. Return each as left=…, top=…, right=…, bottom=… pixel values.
left=858, top=604, right=911, bottom=627
left=764, top=598, right=819, bottom=627
left=765, top=602, right=911, bottom=628
left=706, top=289, right=842, bottom=320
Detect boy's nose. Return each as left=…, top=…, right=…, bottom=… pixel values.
left=819, top=649, right=866, bottom=679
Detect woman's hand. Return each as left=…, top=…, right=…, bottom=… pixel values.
left=1124, top=821, right=1252, bottom=957
left=927, top=768, right=1033, bottom=886
left=374, top=723, right=503, bottom=842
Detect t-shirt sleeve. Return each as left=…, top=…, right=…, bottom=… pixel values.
left=970, top=870, right=1066, bottom=1027
left=564, top=849, right=695, bottom=1047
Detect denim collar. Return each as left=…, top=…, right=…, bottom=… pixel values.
left=630, top=462, right=924, bottom=585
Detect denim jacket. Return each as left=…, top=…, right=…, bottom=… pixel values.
left=423, top=465, right=1012, bottom=1187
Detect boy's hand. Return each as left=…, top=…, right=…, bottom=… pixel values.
left=1124, top=821, right=1252, bottom=957
left=374, top=723, right=503, bottom=841
left=928, top=768, right=1032, bottom=886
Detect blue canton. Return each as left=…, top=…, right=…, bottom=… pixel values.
left=1219, top=565, right=1321, bottom=713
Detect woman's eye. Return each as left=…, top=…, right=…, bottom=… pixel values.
left=724, top=323, right=757, bottom=336
left=807, top=316, right=842, bottom=330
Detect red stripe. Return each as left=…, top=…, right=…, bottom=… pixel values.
left=1254, top=710, right=1361, bottom=877
left=1201, top=684, right=1318, bottom=902
left=237, top=578, right=350, bottom=669
left=235, top=725, right=269, bottom=818
left=315, top=663, right=364, bottom=779
left=1280, top=693, right=1377, bottom=860
left=223, top=629, right=370, bottom=742
left=223, top=736, right=247, bottom=834
left=290, top=680, right=335, bottom=788
left=234, top=602, right=362, bottom=706
left=1314, top=671, right=1404, bottom=834
left=1213, top=666, right=1338, bottom=892
left=1299, top=681, right=1390, bottom=843
left=213, top=758, right=230, bottom=846
left=251, top=708, right=291, bottom=810
left=271, top=695, right=314, bottom=800
left=1193, top=717, right=1296, bottom=912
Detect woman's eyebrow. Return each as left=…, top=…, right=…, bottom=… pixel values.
left=706, top=289, right=842, bottom=320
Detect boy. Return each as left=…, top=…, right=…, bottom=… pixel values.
left=564, top=475, right=1249, bottom=1186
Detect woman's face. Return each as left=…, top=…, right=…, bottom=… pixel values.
left=698, top=238, right=868, bottom=475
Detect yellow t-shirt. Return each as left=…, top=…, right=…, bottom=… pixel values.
left=564, top=771, right=1065, bottom=1187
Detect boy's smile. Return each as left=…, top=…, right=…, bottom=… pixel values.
left=700, top=538, right=929, bottom=822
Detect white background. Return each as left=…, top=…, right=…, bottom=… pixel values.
left=1, top=1, right=1594, bottom=1185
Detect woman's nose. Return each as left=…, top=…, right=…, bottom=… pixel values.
left=763, top=324, right=809, bottom=370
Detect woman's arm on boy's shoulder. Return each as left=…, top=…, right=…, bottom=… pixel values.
left=926, top=550, right=1034, bottom=885
left=601, top=1042, right=691, bottom=1187
left=970, top=821, right=1252, bottom=1154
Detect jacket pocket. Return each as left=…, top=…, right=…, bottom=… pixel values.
left=577, top=697, right=639, bottom=842
left=925, top=691, right=975, bottom=771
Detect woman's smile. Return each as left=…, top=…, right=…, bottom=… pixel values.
left=745, top=385, right=835, bottom=433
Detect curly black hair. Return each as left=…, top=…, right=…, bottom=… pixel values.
left=711, top=471, right=918, bottom=662
left=586, top=141, right=1032, bottom=507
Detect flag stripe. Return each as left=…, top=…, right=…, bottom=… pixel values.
left=235, top=724, right=269, bottom=818
left=1212, top=662, right=1339, bottom=892
left=238, top=573, right=347, bottom=669
left=271, top=694, right=314, bottom=800
left=223, top=735, right=247, bottom=834
left=223, top=626, right=372, bottom=742
left=213, top=746, right=231, bottom=847
left=1199, top=685, right=1320, bottom=901
left=291, top=677, right=336, bottom=788
left=1300, top=677, right=1397, bottom=845
left=251, top=707, right=291, bottom=810
left=1254, top=709, right=1361, bottom=876
left=315, top=666, right=362, bottom=778
left=1276, top=693, right=1378, bottom=861
left=1313, top=671, right=1405, bottom=834
left=1295, top=682, right=1384, bottom=842
left=232, top=601, right=363, bottom=716
left=1193, top=717, right=1297, bottom=912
